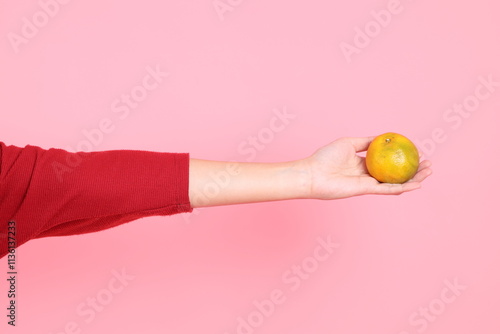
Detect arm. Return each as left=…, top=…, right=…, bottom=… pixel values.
left=0, top=142, right=192, bottom=259
left=188, top=136, right=432, bottom=208
left=188, top=159, right=310, bottom=207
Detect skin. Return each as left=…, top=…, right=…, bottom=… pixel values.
left=188, top=136, right=432, bottom=208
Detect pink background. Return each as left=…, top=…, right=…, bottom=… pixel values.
left=1, top=0, right=500, bottom=333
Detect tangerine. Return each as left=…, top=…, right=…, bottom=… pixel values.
left=366, top=133, right=419, bottom=183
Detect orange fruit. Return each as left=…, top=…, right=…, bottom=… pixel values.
left=366, top=132, right=419, bottom=183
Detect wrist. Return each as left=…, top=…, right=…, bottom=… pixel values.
left=277, top=159, right=312, bottom=200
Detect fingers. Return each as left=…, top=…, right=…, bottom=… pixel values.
left=412, top=163, right=432, bottom=183
left=418, top=149, right=424, bottom=161
left=344, top=136, right=376, bottom=152
left=368, top=182, right=418, bottom=195
left=417, top=159, right=432, bottom=172
left=401, top=181, right=422, bottom=192
left=366, top=165, right=431, bottom=195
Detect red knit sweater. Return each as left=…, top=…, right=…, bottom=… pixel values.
left=0, top=142, right=193, bottom=259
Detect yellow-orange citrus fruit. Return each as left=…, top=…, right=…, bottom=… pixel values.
left=366, top=132, right=419, bottom=184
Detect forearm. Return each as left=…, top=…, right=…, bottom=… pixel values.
left=188, top=159, right=311, bottom=208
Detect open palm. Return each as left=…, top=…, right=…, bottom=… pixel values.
left=304, top=136, right=432, bottom=200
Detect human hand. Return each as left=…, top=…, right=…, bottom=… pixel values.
left=302, top=136, right=432, bottom=200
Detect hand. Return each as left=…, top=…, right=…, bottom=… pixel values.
left=302, top=136, right=432, bottom=200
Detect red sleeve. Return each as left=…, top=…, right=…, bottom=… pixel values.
left=0, top=142, right=193, bottom=259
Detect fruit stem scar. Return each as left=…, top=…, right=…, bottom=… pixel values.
left=385, top=138, right=391, bottom=143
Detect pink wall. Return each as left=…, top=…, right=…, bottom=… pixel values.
left=1, top=0, right=499, bottom=333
